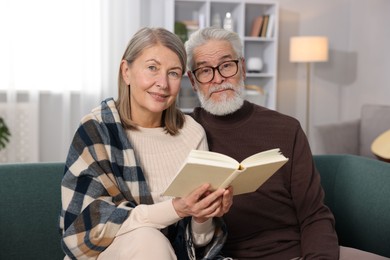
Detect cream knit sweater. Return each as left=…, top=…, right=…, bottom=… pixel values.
left=117, top=115, right=213, bottom=246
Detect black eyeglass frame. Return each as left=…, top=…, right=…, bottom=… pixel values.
left=191, top=59, right=240, bottom=84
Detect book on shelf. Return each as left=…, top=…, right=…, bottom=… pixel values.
left=250, top=16, right=264, bottom=37
left=266, top=14, right=275, bottom=38
left=260, top=15, right=269, bottom=37
left=163, top=148, right=288, bottom=197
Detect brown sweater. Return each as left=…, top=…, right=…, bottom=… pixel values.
left=191, top=101, right=339, bottom=260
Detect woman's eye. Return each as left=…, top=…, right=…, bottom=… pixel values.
left=148, top=65, right=157, bottom=71
left=169, top=71, right=180, bottom=79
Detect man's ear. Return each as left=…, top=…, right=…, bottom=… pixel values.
left=241, top=57, right=247, bottom=80
left=187, top=71, right=197, bottom=92
left=121, top=60, right=131, bottom=85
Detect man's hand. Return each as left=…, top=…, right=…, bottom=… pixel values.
left=216, top=186, right=233, bottom=217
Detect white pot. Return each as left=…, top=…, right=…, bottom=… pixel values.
left=247, top=57, right=263, bottom=73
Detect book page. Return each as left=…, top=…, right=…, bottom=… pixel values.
left=163, top=163, right=236, bottom=197
left=230, top=159, right=287, bottom=195
left=241, top=148, right=286, bottom=167
left=187, top=150, right=239, bottom=169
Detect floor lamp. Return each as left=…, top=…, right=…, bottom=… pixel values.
left=289, top=36, right=329, bottom=138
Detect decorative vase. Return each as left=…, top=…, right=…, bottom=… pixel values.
left=247, top=57, right=263, bottom=73
left=223, top=12, right=234, bottom=31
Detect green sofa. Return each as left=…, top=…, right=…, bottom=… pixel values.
left=314, top=155, right=390, bottom=258
left=1, top=155, right=389, bottom=259
left=0, top=163, right=65, bottom=260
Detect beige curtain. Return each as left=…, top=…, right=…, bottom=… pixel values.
left=0, top=0, right=140, bottom=162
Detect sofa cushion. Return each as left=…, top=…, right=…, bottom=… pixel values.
left=315, top=119, right=360, bottom=155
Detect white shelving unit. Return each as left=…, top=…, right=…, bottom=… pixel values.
left=141, top=0, right=279, bottom=111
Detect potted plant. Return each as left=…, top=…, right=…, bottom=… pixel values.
left=0, top=117, right=11, bottom=150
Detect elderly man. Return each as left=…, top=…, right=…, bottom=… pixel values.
left=185, top=26, right=388, bottom=260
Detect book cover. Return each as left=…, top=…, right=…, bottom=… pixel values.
left=266, top=14, right=275, bottom=38
left=163, top=148, right=288, bottom=197
left=250, top=16, right=264, bottom=37
left=260, top=15, right=269, bottom=37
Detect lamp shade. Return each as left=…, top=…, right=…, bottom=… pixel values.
left=290, top=36, right=329, bottom=62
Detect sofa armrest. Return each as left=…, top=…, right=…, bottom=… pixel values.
left=314, top=155, right=390, bottom=257
left=314, top=119, right=360, bottom=155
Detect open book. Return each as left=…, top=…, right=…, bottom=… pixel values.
left=164, top=148, right=288, bottom=197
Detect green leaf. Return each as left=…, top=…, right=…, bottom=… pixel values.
left=0, top=117, right=11, bottom=150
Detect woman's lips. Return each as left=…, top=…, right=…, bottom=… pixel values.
left=148, top=91, right=169, bottom=101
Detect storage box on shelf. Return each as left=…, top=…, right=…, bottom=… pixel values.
left=171, top=0, right=279, bottom=111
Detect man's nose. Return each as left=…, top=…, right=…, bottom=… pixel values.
left=212, top=68, right=225, bottom=84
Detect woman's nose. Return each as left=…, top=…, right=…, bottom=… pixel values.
left=156, top=74, right=169, bottom=89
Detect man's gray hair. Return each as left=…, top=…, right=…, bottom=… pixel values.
left=185, top=27, right=243, bottom=71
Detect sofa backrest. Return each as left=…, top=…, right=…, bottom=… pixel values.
left=359, top=104, right=390, bottom=158
left=314, top=154, right=390, bottom=258
left=0, top=162, right=65, bottom=260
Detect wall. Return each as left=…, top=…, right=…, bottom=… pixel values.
left=14, top=0, right=389, bottom=162
left=276, top=0, right=390, bottom=152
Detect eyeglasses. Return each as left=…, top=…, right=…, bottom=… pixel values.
left=192, top=59, right=239, bottom=84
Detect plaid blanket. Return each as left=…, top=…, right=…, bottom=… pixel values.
left=59, top=98, right=227, bottom=259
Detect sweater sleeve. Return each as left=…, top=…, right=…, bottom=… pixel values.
left=191, top=218, right=215, bottom=247
left=117, top=199, right=216, bottom=247
left=116, top=199, right=181, bottom=236
left=290, top=127, right=339, bottom=259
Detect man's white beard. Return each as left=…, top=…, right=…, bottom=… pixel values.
left=196, top=79, right=246, bottom=116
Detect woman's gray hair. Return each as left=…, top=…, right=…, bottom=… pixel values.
left=120, top=27, right=187, bottom=78
left=185, top=27, right=243, bottom=71
left=116, top=27, right=186, bottom=135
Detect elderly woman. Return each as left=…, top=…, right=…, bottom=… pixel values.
left=59, top=27, right=232, bottom=260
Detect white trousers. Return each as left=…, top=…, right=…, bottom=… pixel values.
left=290, top=246, right=389, bottom=260
left=97, top=227, right=177, bottom=260
left=339, top=246, right=389, bottom=260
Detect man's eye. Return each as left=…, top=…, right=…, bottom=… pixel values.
left=222, top=62, right=233, bottom=69
left=200, top=67, right=212, bottom=74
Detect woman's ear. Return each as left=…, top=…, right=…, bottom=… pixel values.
left=121, top=60, right=131, bottom=85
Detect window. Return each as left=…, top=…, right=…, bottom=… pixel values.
left=0, top=0, right=101, bottom=92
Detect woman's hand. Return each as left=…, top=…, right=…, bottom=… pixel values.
left=172, top=184, right=233, bottom=223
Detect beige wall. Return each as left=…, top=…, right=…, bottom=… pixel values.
left=276, top=0, right=390, bottom=150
